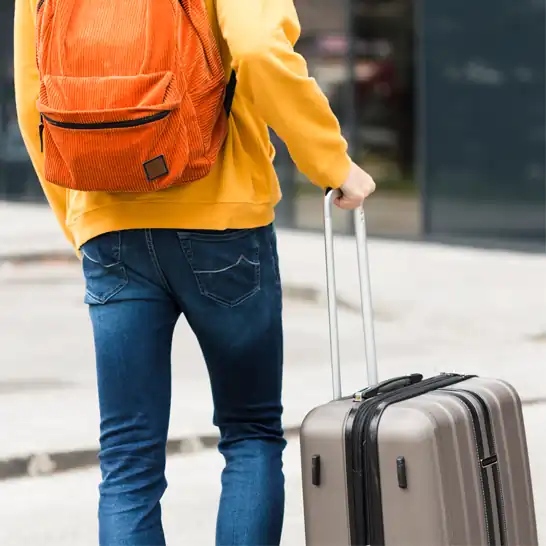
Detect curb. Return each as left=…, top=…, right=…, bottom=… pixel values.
left=0, top=249, right=76, bottom=265
left=1, top=400, right=545, bottom=482
left=0, top=426, right=301, bottom=482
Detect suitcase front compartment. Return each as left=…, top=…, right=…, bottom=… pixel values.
left=375, top=377, right=537, bottom=546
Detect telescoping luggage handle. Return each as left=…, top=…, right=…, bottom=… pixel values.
left=324, top=189, right=378, bottom=400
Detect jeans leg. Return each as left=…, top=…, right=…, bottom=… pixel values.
left=82, top=230, right=180, bottom=546
left=166, top=225, right=285, bottom=546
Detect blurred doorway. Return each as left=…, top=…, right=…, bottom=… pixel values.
left=279, top=0, right=420, bottom=238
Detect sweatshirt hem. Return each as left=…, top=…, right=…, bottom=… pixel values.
left=68, top=201, right=277, bottom=249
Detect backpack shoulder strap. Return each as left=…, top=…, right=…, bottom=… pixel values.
left=223, top=70, right=237, bottom=116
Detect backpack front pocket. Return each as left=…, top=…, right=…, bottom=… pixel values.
left=37, top=72, right=197, bottom=192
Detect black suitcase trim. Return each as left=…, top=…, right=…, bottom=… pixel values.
left=344, top=374, right=474, bottom=546
left=453, top=389, right=508, bottom=546
left=441, top=390, right=497, bottom=546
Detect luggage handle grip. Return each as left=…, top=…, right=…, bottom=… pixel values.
left=324, top=188, right=378, bottom=401
left=354, top=373, right=424, bottom=401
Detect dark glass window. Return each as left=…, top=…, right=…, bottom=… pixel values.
left=421, top=0, right=545, bottom=249
left=0, top=0, right=43, bottom=202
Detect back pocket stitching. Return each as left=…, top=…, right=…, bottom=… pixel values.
left=84, top=269, right=128, bottom=305
left=80, top=231, right=122, bottom=267
left=81, top=250, right=122, bottom=268
left=193, top=254, right=260, bottom=274
left=199, top=270, right=260, bottom=308
left=179, top=235, right=261, bottom=308
left=82, top=231, right=127, bottom=304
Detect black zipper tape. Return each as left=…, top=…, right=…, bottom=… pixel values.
left=441, top=390, right=495, bottom=546
left=42, top=110, right=170, bottom=131
left=455, top=389, right=507, bottom=546
left=39, top=110, right=170, bottom=152
left=344, top=373, right=474, bottom=546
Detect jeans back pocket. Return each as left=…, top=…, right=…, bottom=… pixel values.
left=177, top=229, right=261, bottom=307
left=80, top=231, right=128, bottom=304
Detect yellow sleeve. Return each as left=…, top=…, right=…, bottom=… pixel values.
left=216, top=0, right=351, bottom=189
left=13, top=0, right=76, bottom=249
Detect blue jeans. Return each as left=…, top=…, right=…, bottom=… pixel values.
left=81, top=225, right=286, bottom=546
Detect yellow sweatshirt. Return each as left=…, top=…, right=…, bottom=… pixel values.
left=14, top=0, right=351, bottom=251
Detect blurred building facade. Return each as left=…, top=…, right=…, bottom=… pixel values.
left=1, top=0, right=545, bottom=250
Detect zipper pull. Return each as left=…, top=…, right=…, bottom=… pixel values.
left=39, top=114, right=44, bottom=152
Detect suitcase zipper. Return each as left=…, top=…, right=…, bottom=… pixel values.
left=459, top=390, right=507, bottom=545
left=447, top=389, right=507, bottom=546
left=345, top=373, right=473, bottom=546
left=346, top=376, right=451, bottom=545
left=437, top=390, right=496, bottom=546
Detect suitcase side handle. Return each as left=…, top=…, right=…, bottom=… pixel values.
left=324, top=188, right=378, bottom=400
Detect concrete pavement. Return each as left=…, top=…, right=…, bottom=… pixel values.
left=1, top=200, right=545, bottom=461
left=4, top=438, right=309, bottom=546
left=1, top=426, right=545, bottom=545
left=0, top=201, right=69, bottom=260
left=1, top=200, right=545, bottom=541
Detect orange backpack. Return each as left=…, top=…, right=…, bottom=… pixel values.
left=35, top=0, right=236, bottom=193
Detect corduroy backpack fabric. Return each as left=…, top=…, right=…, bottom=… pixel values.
left=35, top=0, right=236, bottom=192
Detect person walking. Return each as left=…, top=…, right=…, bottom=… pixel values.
left=13, top=0, right=376, bottom=543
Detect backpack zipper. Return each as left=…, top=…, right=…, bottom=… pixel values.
left=39, top=110, right=170, bottom=153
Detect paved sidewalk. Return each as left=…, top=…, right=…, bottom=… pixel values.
left=0, top=201, right=69, bottom=259
left=1, top=201, right=545, bottom=480
left=2, top=423, right=545, bottom=545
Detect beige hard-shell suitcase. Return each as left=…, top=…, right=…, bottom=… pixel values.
left=300, top=190, right=538, bottom=545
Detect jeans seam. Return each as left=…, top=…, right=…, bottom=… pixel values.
left=176, top=228, right=258, bottom=243
left=268, top=228, right=281, bottom=286
left=144, top=229, right=173, bottom=295
left=113, top=231, right=122, bottom=262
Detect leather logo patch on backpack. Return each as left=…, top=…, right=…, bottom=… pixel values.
left=143, top=155, right=169, bottom=182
